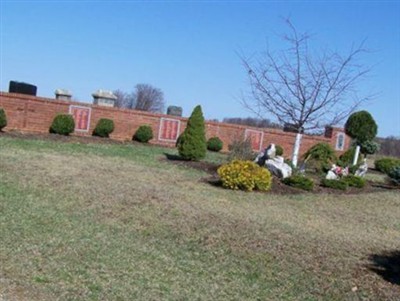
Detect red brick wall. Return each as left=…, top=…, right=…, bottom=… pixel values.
left=0, top=92, right=351, bottom=157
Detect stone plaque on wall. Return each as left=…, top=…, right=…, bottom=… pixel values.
left=245, top=129, right=264, bottom=152
left=158, top=118, right=180, bottom=141
left=69, top=105, right=91, bottom=132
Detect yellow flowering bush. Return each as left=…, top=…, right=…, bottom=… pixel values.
left=217, top=160, right=272, bottom=192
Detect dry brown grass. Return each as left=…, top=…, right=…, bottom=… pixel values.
left=1, top=136, right=399, bottom=300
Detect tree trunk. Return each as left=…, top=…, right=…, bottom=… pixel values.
left=353, top=145, right=361, bottom=165
left=292, top=133, right=303, bottom=167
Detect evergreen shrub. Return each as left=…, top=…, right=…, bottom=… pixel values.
left=50, top=114, right=75, bottom=136
left=320, top=179, right=348, bottom=190
left=0, top=108, right=6, bottom=131
left=275, top=145, right=284, bottom=156
left=303, top=143, right=337, bottom=172
left=134, top=125, right=153, bottom=143
left=342, top=175, right=366, bottom=188
left=178, top=105, right=207, bottom=160
left=93, top=118, right=114, bottom=138
left=388, top=167, right=400, bottom=185
left=375, top=157, right=400, bottom=175
left=282, top=175, right=314, bottom=191
left=207, top=137, right=223, bottom=152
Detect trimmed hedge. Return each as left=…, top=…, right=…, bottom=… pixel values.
left=282, top=175, right=314, bottom=191
left=320, top=179, right=348, bottom=190
left=50, top=114, right=75, bottom=136
left=134, top=125, right=153, bottom=143
left=217, top=160, right=272, bottom=192
left=0, top=108, right=7, bottom=131
left=345, top=111, right=377, bottom=144
left=375, top=157, right=400, bottom=175
left=207, top=137, right=223, bottom=152
left=342, top=175, right=366, bottom=188
left=93, top=118, right=114, bottom=138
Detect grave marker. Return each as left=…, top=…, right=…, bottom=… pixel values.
left=158, top=118, right=181, bottom=141
left=69, top=105, right=91, bottom=132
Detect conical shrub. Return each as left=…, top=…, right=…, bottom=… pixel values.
left=178, top=105, right=206, bottom=161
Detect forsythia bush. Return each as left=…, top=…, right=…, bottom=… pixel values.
left=217, top=160, right=272, bottom=192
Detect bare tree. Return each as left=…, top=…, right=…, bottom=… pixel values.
left=134, top=84, right=165, bottom=113
left=114, top=89, right=135, bottom=109
left=114, top=84, right=165, bottom=113
left=223, top=117, right=282, bottom=129
left=241, top=19, right=371, bottom=166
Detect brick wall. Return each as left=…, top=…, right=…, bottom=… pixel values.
left=0, top=92, right=351, bottom=157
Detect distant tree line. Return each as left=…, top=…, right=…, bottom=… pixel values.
left=376, top=136, right=400, bottom=157
left=222, top=117, right=282, bottom=129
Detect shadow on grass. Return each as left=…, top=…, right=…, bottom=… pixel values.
left=164, top=152, right=185, bottom=161
left=368, top=250, right=400, bottom=285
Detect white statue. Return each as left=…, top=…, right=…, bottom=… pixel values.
left=355, top=159, right=368, bottom=177
left=254, top=143, right=292, bottom=178
left=326, top=164, right=339, bottom=180
left=266, top=144, right=276, bottom=159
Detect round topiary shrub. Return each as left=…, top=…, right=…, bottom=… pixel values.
left=320, top=179, right=348, bottom=190
left=375, top=157, right=400, bottom=175
left=134, top=125, right=153, bottom=143
left=303, top=143, right=337, bottom=172
left=93, top=118, right=114, bottom=138
left=0, top=108, right=7, bottom=131
left=207, top=137, right=223, bottom=152
left=275, top=145, right=284, bottom=156
left=50, top=114, right=75, bottom=136
left=345, top=111, right=378, bottom=144
left=217, top=160, right=272, bottom=192
left=282, top=175, right=314, bottom=191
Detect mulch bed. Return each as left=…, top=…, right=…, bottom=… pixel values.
left=163, top=155, right=399, bottom=195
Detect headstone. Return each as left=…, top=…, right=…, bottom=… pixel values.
left=92, top=90, right=117, bottom=107
left=167, top=106, right=183, bottom=117
left=9, top=81, right=37, bottom=96
left=55, top=89, right=72, bottom=101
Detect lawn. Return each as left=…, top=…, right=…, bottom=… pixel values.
left=0, top=136, right=399, bottom=300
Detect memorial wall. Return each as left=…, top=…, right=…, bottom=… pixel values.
left=0, top=92, right=351, bottom=156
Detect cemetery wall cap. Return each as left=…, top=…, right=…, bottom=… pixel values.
left=55, top=89, right=72, bottom=96
left=92, top=89, right=117, bottom=100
